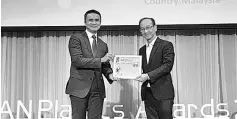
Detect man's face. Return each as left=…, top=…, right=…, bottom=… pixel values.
left=85, top=13, right=101, bottom=33
left=140, top=19, right=157, bottom=40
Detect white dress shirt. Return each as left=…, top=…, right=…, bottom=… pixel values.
left=86, top=30, right=97, bottom=49
left=146, top=36, right=157, bottom=63
left=146, top=36, right=157, bottom=87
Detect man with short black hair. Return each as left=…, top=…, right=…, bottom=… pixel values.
left=65, top=9, right=116, bottom=119
left=135, top=17, right=175, bottom=119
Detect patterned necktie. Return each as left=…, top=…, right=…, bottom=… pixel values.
left=92, top=35, right=97, bottom=57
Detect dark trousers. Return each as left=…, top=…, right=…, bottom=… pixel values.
left=144, top=88, right=174, bottom=119
left=70, top=79, right=103, bottom=119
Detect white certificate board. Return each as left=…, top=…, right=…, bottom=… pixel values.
left=113, top=55, right=142, bottom=79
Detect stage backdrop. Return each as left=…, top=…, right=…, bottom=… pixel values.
left=2, top=0, right=237, bottom=26
left=1, top=28, right=237, bottom=118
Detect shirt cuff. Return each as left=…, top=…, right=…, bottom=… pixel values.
left=146, top=73, right=150, bottom=80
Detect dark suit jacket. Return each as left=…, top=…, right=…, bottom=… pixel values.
left=65, top=31, right=113, bottom=98
left=139, top=37, right=175, bottom=100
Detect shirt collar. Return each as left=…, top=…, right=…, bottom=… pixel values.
left=146, top=36, right=157, bottom=47
left=85, top=29, right=97, bottom=39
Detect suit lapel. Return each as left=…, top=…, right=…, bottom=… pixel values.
left=142, top=47, right=148, bottom=65
left=81, top=32, right=93, bottom=56
left=148, top=37, right=161, bottom=65
left=141, top=46, right=148, bottom=71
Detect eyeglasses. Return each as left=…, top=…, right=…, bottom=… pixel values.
left=140, top=25, right=154, bottom=32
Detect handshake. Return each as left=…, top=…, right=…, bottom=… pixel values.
left=101, top=53, right=114, bottom=63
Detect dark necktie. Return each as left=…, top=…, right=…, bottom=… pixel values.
left=92, top=35, right=97, bottom=57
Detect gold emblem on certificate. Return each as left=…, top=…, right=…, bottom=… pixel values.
left=113, top=55, right=142, bottom=79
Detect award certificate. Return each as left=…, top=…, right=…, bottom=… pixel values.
left=113, top=55, right=142, bottom=79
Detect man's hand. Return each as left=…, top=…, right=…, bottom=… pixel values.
left=101, top=53, right=114, bottom=62
left=109, top=73, right=120, bottom=81
left=134, top=74, right=149, bottom=83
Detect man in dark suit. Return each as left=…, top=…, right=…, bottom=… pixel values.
left=65, top=9, right=116, bottom=119
left=135, top=17, right=175, bottom=119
